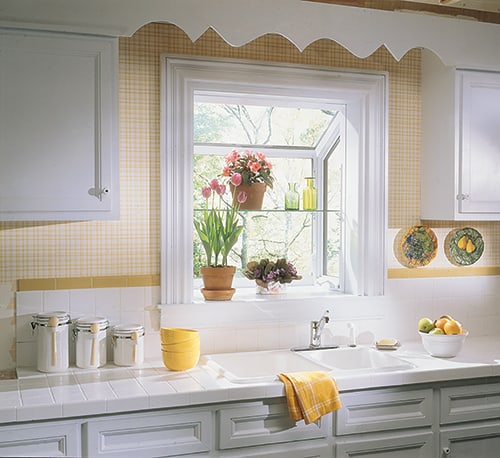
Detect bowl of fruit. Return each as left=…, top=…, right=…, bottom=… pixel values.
left=418, top=315, right=468, bottom=358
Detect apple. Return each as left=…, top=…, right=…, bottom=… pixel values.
left=429, top=327, right=444, bottom=334
left=418, top=317, right=435, bottom=333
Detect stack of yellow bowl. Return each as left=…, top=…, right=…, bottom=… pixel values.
left=160, top=327, right=200, bottom=371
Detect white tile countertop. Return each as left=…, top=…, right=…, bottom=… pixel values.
left=1, top=336, right=499, bottom=425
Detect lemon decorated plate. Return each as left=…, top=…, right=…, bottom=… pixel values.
left=401, top=225, right=438, bottom=268
left=448, top=227, right=484, bottom=266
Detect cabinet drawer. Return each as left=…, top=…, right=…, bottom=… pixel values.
left=336, top=387, right=433, bottom=435
left=336, top=431, right=434, bottom=457
left=83, top=409, right=212, bottom=457
left=441, top=382, right=500, bottom=424
left=0, top=420, right=81, bottom=457
left=218, top=399, right=328, bottom=450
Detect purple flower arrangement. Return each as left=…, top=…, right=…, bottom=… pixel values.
left=243, top=258, right=302, bottom=286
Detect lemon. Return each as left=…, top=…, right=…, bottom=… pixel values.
left=444, top=319, right=462, bottom=335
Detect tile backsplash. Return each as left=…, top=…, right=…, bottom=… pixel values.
left=14, top=275, right=500, bottom=370
left=161, top=277, right=500, bottom=356
left=16, top=286, right=161, bottom=369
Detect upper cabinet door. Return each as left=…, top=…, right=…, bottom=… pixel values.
left=421, top=50, right=500, bottom=221
left=459, top=70, right=500, bottom=215
left=0, top=30, right=119, bottom=220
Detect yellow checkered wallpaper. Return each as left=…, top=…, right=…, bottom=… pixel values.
left=1, top=22, right=499, bottom=285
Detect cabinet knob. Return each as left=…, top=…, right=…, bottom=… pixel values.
left=442, top=446, right=451, bottom=456
left=88, top=187, right=110, bottom=200
left=456, top=193, right=469, bottom=201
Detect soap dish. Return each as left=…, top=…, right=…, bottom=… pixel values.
left=375, top=339, right=400, bottom=351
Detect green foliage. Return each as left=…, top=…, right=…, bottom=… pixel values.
left=194, top=179, right=244, bottom=267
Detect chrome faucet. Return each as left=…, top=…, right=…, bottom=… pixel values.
left=310, top=310, right=330, bottom=348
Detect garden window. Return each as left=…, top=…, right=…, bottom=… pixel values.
left=161, top=57, right=387, bottom=304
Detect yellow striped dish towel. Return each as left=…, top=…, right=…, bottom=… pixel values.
left=278, top=371, right=342, bottom=424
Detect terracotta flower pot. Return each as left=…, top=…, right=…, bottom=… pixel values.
left=230, top=182, right=266, bottom=210
left=200, top=265, right=236, bottom=301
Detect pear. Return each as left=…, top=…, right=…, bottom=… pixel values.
left=466, top=239, right=476, bottom=254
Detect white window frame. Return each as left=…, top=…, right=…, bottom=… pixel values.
left=160, top=56, right=387, bottom=305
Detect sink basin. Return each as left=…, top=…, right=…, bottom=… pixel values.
left=299, top=346, right=415, bottom=372
left=202, top=349, right=331, bottom=384
left=202, top=346, right=414, bottom=384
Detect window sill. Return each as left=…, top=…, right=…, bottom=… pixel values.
left=162, top=286, right=359, bottom=329
left=192, top=284, right=344, bottom=304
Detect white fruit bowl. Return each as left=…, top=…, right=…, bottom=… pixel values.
left=419, top=331, right=468, bottom=358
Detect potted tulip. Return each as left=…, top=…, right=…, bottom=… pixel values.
left=194, top=178, right=247, bottom=301
left=221, top=149, right=274, bottom=210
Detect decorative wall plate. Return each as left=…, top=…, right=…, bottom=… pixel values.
left=401, top=225, right=438, bottom=268
left=448, top=227, right=484, bottom=266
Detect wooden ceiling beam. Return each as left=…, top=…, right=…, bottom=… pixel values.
left=304, top=0, right=500, bottom=24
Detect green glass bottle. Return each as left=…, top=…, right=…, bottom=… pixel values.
left=302, top=177, right=317, bottom=210
left=285, top=182, right=299, bottom=210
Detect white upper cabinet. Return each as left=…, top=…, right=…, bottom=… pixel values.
left=421, top=50, right=500, bottom=221
left=0, top=30, right=119, bottom=220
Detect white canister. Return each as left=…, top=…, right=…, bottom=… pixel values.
left=74, top=316, right=109, bottom=369
left=112, top=324, right=145, bottom=366
left=31, top=311, right=70, bottom=373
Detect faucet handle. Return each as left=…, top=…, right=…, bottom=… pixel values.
left=320, top=309, right=330, bottom=323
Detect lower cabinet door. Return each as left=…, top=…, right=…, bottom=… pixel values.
left=0, top=420, right=81, bottom=457
left=335, top=431, right=434, bottom=457
left=83, top=409, right=212, bottom=457
left=440, top=421, right=500, bottom=458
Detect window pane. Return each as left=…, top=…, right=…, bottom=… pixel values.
left=194, top=103, right=333, bottom=147
left=324, top=141, right=343, bottom=280
left=193, top=154, right=315, bottom=284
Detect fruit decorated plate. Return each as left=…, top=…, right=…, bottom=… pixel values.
left=448, top=227, right=484, bottom=266
left=401, top=225, right=438, bottom=268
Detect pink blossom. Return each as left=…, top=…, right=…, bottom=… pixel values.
left=201, top=186, right=212, bottom=199
left=216, top=184, right=226, bottom=195
left=209, top=178, right=219, bottom=190
left=256, top=152, right=266, bottom=161
left=265, top=160, right=272, bottom=170
left=249, top=161, right=262, bottom=173
left=221, top=167, right=230, bottom=177
left=237, top=191, right=248, bottom=203
left=230, top=173, right=242, bottom=186
left=225, top=149, right=240, bottom=163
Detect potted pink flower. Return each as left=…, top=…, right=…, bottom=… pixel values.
left=194, top=178, right=247, bottom=301
left=221, top=149, right=274, bottom=210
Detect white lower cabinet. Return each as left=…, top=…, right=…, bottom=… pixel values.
left=5, top=379, right=500, bottom=457
left=0, top=420, right=81, bottom=457
left=334, top=387, right=435, bottom=457
left=440, top=421, right=500, bottom=458
left=439, top=382, right=500, bottom=458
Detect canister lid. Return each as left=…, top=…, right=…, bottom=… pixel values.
left=74, top=316, right=109, bottom=331
left=112, top=323, right=145, bottom=337
left=32, top=311, right=70, bottom=326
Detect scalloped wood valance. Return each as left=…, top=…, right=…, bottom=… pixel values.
left=1, top=0, right=500, bottom=68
